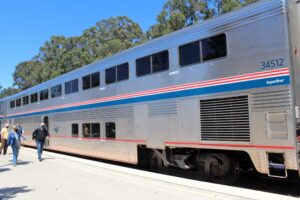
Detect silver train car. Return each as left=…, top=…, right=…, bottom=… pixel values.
left=1, top=0, right=300, bottom=183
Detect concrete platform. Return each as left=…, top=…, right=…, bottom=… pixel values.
left=0, top=147, right=297, bottom=200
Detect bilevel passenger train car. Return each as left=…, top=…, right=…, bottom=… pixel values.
left=1, top=0, right=300, bottom=183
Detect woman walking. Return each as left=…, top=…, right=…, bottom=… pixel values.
left=7, top=125, right=21, bottom=166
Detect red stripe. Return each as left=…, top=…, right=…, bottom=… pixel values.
left=165, top=141, right=295, bottom=150
left=8, top=68, right=290, bottom=117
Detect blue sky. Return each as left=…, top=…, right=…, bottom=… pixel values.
left=0, top=0, right=166, bottom=88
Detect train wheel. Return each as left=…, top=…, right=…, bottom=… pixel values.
left=149, top=151, right=163, bottom=171
left=197, top=153, right=240, bottom=184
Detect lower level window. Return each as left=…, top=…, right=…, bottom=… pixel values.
left=82, top=123, right=100, bottom=138
left=106, top=122, right=116, bottom=139
left=72, top=124, right=79, bottom=137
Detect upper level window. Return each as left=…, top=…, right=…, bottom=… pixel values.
left=10, top=100, right=15, bottom=108
left=105, top=63, right=129, bottom=84
left=16, top=98, right=22, bottom=107
left=83, top=72, right=100, bottom=90
left=179, top=33, right=227, bottom=66
left=179, top=41, right=200, bottom=66
left=202, top=34, right=227, bottom=61
left=31, top=93, right=38, bottom=103
left=65, top=79, right=79, bottom=95
left=40, top=89, right=49, bottom=101
left=22, top=96, right=29, bottom=105
left=51, top=85, right=62, bottom=98
left=136, top=50, right=169, bottom=77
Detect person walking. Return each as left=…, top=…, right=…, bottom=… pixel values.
left=16, top=124, right=26, bottom=143
left=0, top=123, right=9, bottom=155
left=7, top=125, right=21, bottom=166
left=32, top=123, right=50, bottom=161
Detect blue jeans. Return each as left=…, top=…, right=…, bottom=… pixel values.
left=36, top=141, right=45, bottom=160
left=11, top=145, right=20, bottom=165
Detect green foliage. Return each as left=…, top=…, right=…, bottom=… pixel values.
left=12, top=16, right=145, bottom=91
left=0, top=87, right=20, bottom=99
left=148, top=0, right=258, bottom=39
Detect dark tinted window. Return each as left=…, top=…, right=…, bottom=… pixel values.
left=91, top=72, right=100, bottom=88
left=22, top=96, right=29, bottom=105
left=152, top=51, right=169, bottom=73
left=136, top=56, right=151, bottom=76
left=202, top=34, right=227, bottom=61
left=117, top=63, right=129, bottom=81
left=83, top=73, right=99, bottom=90
left=82, top=75, right=91, bottom=90
left=31, top=93, right=38, bottom=103
left=82, top=123, right=91, bottom=138
left=179, top=41, right=200, bottom=66
left=16, top=98, right=21, bottom=107
left=51, top=85, right=62, bottom=98
left=10, top=100, right=15, bottom=108
left=65, top=79, right=79, bottom=95
left=91, top=123, right=100, bottom=138
left=106, top=122, right=116, bottom=139
left=40, top=89, right=49, bottom=101
left=72, top=124, right=79, bottom=137
left=82, top=123, right=100, bottom=138
left=105, top=67, right=116, bottom=84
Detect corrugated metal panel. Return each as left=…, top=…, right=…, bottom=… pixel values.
left=148, top=100, right=177, bottom=117
left=14, top=116, right=41, bottom=124
left=200, top=95, right=250, bottom=142
left=250, top=88, right=292, bottom=111
left=52, top=105, right=134, bottom=121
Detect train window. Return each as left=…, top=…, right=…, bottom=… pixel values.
left=106, top=122, right=116, bottom=139
left=82, top=123, right=100, bottom=138
left=117, top=63, right=129, bottom=82
left=179, top=41, right=200, bottom=66
left=82, top=75, right=91, bottom=90
left=72, top=124, right=79, bottom=137
left=202, top=34, right=227, bottom=61
left=16, top=98, right=22, bottom=107
left=83, top=72, right=100, bottom=90
left=91, top=123, right=100, bottom=138
left=40, top=89, right=49, bottom=101
left=136, top=56, right=151, bottom=76
left=82, top=123, right=91, bottom=138
left=105, top=67, right=116, bottom=84
left=91, top=72, right=100, bottom=88
left=22, top=96, right=29, bottom=105
left=152, top=51, right=169, bottom=73
left=31, top=93, right=38, bottom=103
left=65, top=79, right=79, bottom=95
left=51, top=85, right=62, bottom=98
left=10, top=100, right=15, bottom=108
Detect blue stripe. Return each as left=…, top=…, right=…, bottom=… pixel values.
left=4, top=75, right=290, bottom=119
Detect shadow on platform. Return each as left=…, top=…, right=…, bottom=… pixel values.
left=0, top=186, right=33, bottom=199
left=0, top=168, right=10, bottom=173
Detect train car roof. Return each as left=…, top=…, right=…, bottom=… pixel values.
left=0, top=0, right=285, bottom=102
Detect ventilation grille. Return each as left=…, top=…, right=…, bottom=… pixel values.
left=148, top=100, right=177, bottom=116
left=200, top=95, right=250, bottom=142
left=250, top=88, right=292, bottom=111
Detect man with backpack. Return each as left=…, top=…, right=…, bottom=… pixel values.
left=32, top=123, right=50, bottom=161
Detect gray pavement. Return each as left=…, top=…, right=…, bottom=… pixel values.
left=0, top=147, right=297, bottom=200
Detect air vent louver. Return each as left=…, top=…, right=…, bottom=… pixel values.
left=200, top=95, right=250, bottom=142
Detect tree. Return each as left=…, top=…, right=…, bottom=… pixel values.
left=0, top=87, right=20, bottom=99
left=12, top=16, right=145, bottom=91
left=148, top=0, right=257, bottom=39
